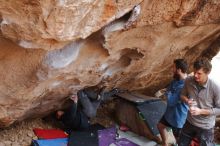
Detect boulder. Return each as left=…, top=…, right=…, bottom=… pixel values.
left=0, top=0, right=220, bottom=127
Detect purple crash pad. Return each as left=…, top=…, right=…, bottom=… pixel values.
left=98, top=127, right=139, bottom=146
left=112, top=138, right=139, bottom=146
left=98, top=127, right=116, bottom=146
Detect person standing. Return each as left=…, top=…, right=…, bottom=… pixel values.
left=157, top=59, right=188, bottom=146
left=178, top=58, right=220, bottom=146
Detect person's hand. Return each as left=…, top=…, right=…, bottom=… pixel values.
left=56, top=110, right=64, bottom=119
left=155, top=88, right=166, bottom=98
left=160, top=88, right=167, bottom=94
left=112, top=88, right=120, bottom=94
left=187, top=98, right=200, bottom=115
left=187, top=99, right=197, bottom=106
left=70, top=94, right=78, bottom=103
left=190, top=107, right=201, bottom=115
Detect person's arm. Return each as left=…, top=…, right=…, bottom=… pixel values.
left=191, top=83, right=220, bottom=116
left=180, top=77, right=190, bottom=104
left=210, top=83, right=220, bottom=116
left=181, top=95, right=189, bottom=104
left=182, top=95, right=207, bottom=116
left=183, top=95, right=212, bottom=116
left=189, top=107, right=212, bottom=116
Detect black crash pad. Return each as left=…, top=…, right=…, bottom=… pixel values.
left=136, top=99, right=166, bottom=136
left=68, top=124, right=104, bottom=146
left=116, top=92, right=166, bottom=136
left=116, top=92, right=159, bottom=103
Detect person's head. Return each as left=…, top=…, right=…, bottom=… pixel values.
left=173, top=59, right=188, bottom=80
left=193, top=58, right=212, bottom=84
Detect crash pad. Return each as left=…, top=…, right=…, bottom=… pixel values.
left=32, top=138, right=68, bottom=146
left=116, top=92, right=160, bottom=104
left=98, top=127, right=139, bottom=146
left=98, top=127, right=116, bottom=146
left=33, top=128, right=68, bottom=139
left=111, top=138, right=139, bottom=146
left=68, top=124, right=104, bottom=146
left=116, top=92, right=148, bottom=103
left=136, top=99, right=166, bottom=136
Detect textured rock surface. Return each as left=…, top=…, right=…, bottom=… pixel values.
left=0, top=0, right=142, bottom=50
left=0, top=0, right=220, bottom=127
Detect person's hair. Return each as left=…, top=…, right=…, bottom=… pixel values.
left=193, top=58, right=212, bottom=73
left=174, top=59, right=188, bottom=73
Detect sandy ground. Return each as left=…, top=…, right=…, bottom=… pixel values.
left=0, top=117, right=61, bottom=146
left=0, top=102, right=116, bottom=146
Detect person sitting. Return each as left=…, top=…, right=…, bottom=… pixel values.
left=157, top=59, right=188, bottom=146
left=56, top=86, right=119, bottom=131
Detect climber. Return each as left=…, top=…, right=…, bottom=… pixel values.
left=56, top=86, right=119, bottom=131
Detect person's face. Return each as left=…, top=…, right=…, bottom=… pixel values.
left=172, top=64, right=177, bottom=74
left=194, top=68, right=209, bottom=85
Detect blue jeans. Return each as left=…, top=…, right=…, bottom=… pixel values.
left=178, top=121, right=214, bottom=146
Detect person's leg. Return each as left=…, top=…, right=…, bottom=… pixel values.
left=178, top=132, right=192, bottom=146
left=157, top=117, right=174, bottom=146
left=172, top=127, right=181, bottom=144
left=56, top=97, right=77, bottom=120
left=178, top=121, right=195, bottom=146
left=199, top=128, right=215, bottom=146
left=78, top=90, right=100, bottom=118
left=83, top=87, right=99, bottom=100
left=157, top=122, right=169, bottom=146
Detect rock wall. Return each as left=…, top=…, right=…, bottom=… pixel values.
left=0, top=0, right=220, bottom=127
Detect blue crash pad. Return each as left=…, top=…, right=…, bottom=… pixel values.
left=32, top=138, right=68, bottom=146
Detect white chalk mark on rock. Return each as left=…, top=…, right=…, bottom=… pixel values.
left=44, top=40, right=83, bottom=68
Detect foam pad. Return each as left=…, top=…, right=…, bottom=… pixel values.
left=33, top=128, right=68, bottom=139
left=68, top=124, right=104, bottom=146
left=32, top=138, right=68, bottom=146
left=98, top=127, right=116, bottom=146
left=136, top=99, right=166, bottom=135
left=111, top=138, right=139, bottom=146
left=116, top=92, right=160, bottom=104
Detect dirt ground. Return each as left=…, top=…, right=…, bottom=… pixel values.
left=0, top=117, right=61, bottom=146
left=0, top=102, right=116, bottom=146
